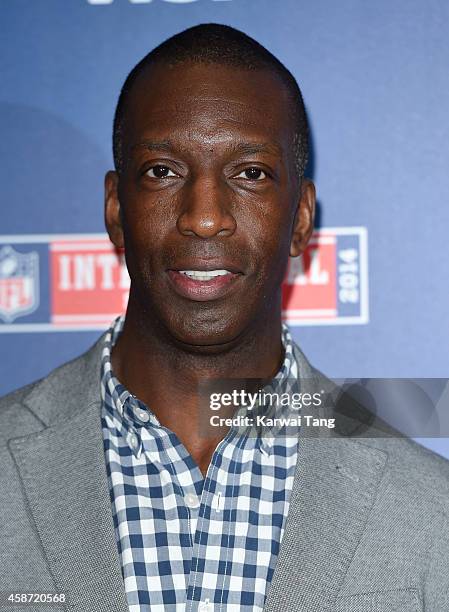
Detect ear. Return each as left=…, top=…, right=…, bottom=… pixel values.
left=104, top=170, right=124, bottom=249
left=290, top=178, right=316, bottom=257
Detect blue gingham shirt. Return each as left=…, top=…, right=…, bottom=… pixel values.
left=101, top=315, right=300, bottom=612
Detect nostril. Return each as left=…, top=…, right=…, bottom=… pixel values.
left=177, top=208, right=236, bottom=238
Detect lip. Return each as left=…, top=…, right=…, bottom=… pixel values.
left=170, top=260, right=243, bottom=275
left=167, top=267, right=243, bottom=301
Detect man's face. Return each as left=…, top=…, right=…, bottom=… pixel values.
left=105, top=61, right=315, bottom=348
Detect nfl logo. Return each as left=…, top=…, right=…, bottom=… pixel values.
left=0, top=246, right=39, bottom=323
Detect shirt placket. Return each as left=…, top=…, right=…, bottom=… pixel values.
left=144, top=417, right=207, bottom=555
left=186, top=431, right=245, bottom=612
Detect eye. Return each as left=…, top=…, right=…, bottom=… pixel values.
left=234, top=167, right=267, bottom=181
left=146, top=165, right=177, bottom=179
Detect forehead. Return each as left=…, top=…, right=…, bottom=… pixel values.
left=122, top=62, right=296, bottom=154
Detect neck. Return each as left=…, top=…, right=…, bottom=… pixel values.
left=110, top=292, right=285, bottom=474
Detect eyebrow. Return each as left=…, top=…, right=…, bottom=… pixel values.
left=230, top=142, right=282, bottom=157
left=132, top=139, right=282, bottom=157
left=132, top=140, right=172, bottom=152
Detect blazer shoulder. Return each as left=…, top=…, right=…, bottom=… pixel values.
left=383, top=433, right=449, bottom=491
left=0, top=331, right=107, bottom=443
left=0, top=378, right=47, bottom=444
left=291, top=341, right=449, bottom=501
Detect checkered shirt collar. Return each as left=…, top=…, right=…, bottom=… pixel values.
left=101, top=315, right=299, bottom=453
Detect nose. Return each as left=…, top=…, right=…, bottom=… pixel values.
left=176, top=176, right=237, bottom=238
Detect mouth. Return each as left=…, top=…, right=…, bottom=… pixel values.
left=167, top=267, right=243, bottom=301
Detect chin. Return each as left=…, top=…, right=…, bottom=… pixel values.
left=165, top=310, right=248, bottom=352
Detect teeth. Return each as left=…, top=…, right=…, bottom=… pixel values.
left=179, top=269, right=230, bottom=281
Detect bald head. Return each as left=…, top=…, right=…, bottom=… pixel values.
left=112, top=23, right=309, bottom=179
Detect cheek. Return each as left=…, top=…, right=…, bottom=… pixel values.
left=240, top=203, right=293, bottom=271
left=122, top=185, right=172, bottom=239
left=121, top=202, right=171, bottom=280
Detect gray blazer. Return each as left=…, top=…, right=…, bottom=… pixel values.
left=1, top=332, right=449, bottom=612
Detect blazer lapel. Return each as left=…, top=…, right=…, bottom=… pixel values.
left=264, top=349, right=388, bottom=611
left=8, top=334, right=129, bottom=612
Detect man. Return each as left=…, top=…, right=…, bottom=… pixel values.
left=1, top=23, right=449, bottom=612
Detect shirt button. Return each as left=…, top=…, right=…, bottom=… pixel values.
left=132, top=405, right=150, bottom=423
left=184, top=493, right=200, bottom=509
left=127, top=432, right=139, bottom=450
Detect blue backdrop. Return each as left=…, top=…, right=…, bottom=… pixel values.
left=0, top=0, right=448, bottom=455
